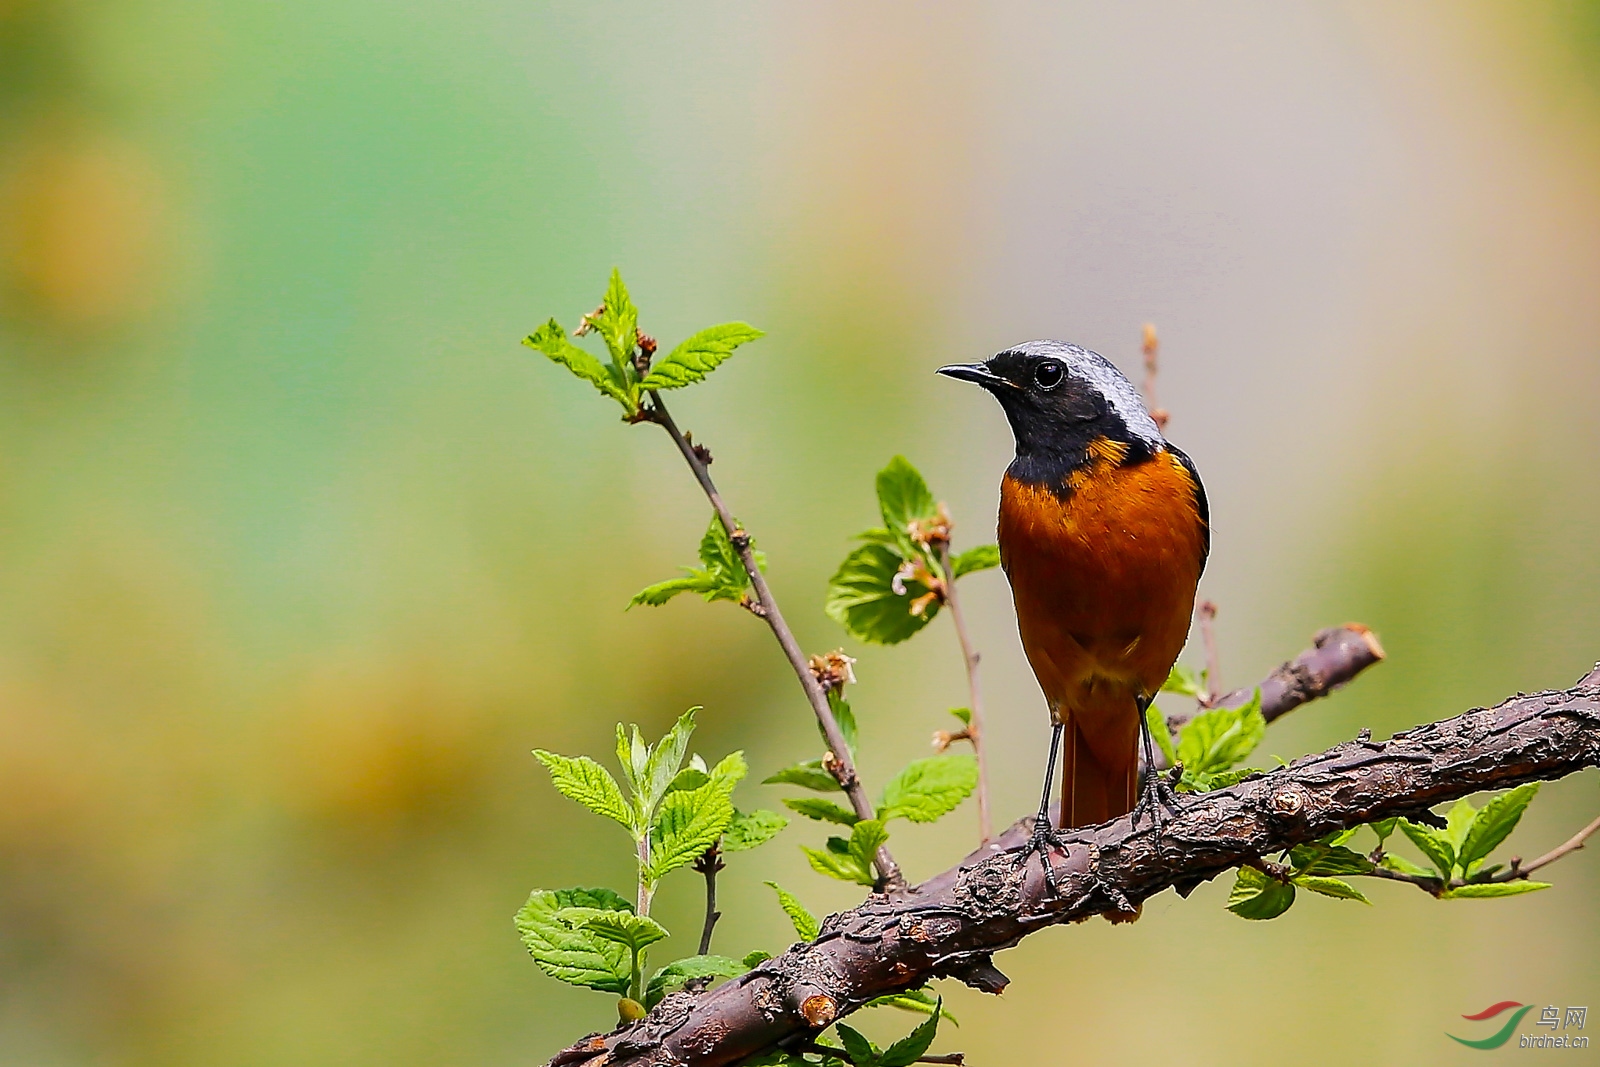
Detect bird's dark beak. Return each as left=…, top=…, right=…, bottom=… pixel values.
left=936, top=362, right=1010, bottom=388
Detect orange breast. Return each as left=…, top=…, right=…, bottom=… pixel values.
left=999, top=444, right=1206, bottom=722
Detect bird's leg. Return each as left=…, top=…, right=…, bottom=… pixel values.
left=1012, top=721, right=1066, bottom=892
left=1130, top=695, right=1185, bottom=840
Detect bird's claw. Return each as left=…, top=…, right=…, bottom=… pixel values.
left=1131, top=762, right=1186, bottom=842
left=1013, top=811, right=1067, bottom=895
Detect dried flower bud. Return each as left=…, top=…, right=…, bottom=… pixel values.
left=808, top=649, right=857, bottom=692
left=575, top=303, right=606, bottom=337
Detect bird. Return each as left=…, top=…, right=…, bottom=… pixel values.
left=938, top=340, right=1209, bottom=855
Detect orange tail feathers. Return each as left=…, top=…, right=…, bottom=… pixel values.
left=1058, top=712, right=1139, bottom=829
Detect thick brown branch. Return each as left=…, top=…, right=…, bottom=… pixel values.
left=648, top=394, right=902, bottom=887
left=551, top=665, right=1600, bottom=1067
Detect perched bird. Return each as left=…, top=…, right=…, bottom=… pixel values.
left=938, top=340, right=1208, bottom=847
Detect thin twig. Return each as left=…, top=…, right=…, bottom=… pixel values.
left=1517, top=811, right=1600, bottom=876
left=1197, top=600, right=1221, bottom=704
left=693, top=846, right=724, bottom=956
left=1359, top=809, right=1600, bottom=898
left=1140, top=323, right=1169, bottom=431
left=938, top=542, right=991, bottom=842
left=646, top=393, right=902, bottom=887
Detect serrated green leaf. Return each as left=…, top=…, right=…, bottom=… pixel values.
left=825, top=542, right=939, bottom=645
left=783, top=797, right=860, bottom=825
left=878, top=755, right=977, bottom=823
left=803, top=820, right=886, bottom=887
left=616, top=724, right=641, bottom=796
left=523, top=320, right=633, bottom=408
left=836, top=1024, right=879, bottom=1067
left=515, top=888, right=634, bottom=993
left=1293, top=875, right=1371, bottom=903
left=1459, top=783, right=1540, bottom=869
left=647, top=753, right=742, bottom=881
left=1145, top=704, right=1177, bottom=767
left=1161, top=663, right=1206, bottom=699
left=742, top=950, right=773, bottom=968
left=1177, top=690, right=1265, bottom=775
left=762, top=761, right=842, bottom=792
left=880, top=1002, right=942, bottom=1067
left=722, top=808, right=788, bottom=851
left=1289, top=842, right=1373, bottom=877
left=532, top=751, right=635, bottom=832
left=628, top=574, right=714, bottom=608
left=951, top=544, right=1000, bottom=578
left=1444, top=881, right=1552, bottom=898
left=764, top=881, right=821, bottom=941
left=627, top=726, right=649, bottom=793
left=876, top=456, right=939, bottom=535
left=590, top=268, right=641, bottom=368
left=1444, top=797, right=1477, bottom=850
left=642, top=708, right=699, bottom=814
left=557, top=906, right=669, bottom=956
left=639, top=322, right=765, bottom=390
left=825, top=690, right=859, bottom=760
left=1181, top=767, right=1259, bottom=792
left=1226, top=866, right=1296, bottom=920
left=803, top=844, right=874, bottom=885
left=1379, top=852, right=1439, bottom=879
left=644, top=955, right=745, bottom=1008
left=1400, top=818, right=1457, bottom=880
left=850, top=819, right=889, bottom=868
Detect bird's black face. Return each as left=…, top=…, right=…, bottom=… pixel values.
left=937, top=348, right=1110, bottom=458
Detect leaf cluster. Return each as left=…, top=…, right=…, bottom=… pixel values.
left=630, top=513, right=765, bottom=611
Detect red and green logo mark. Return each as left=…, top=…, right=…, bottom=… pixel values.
left=1449, top=1002, right=1535, bottom=1049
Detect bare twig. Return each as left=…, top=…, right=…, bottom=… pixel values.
left=693, top=846, right=725, bottom=956
left=646, top=393, right=902, bottom=887
left=1197, top=600, right=1221, bottom=703
left=938, top=542, right=991, bottom=842
left=1140, top=323, right=1169, bottom=431
left=1356, top=810, right=1600, bottom=898
left=1517, top=811, right=1600, bottom=876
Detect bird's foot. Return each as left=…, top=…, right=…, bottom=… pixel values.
left=1130, top=763, right=1187, bottom=843
left=1011, top=810, right=1067, bottom=895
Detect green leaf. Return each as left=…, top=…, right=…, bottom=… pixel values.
left=742, top=950, right=774, bottom=968
left=642, top=708, right=700, bottom=813
left=1323, top=826, right=1361, bottom=848
left=644, top=955, right=745, bottom=1008
left=639, top=322, right=765, bottom=390
left=1288, top=842, right=1373, bottom=877
left=1459, top=783, right=1540, bottom=869
left=665, top=766, right=711, bottom=795
left=1176, top=689, right=1265, bottom=775
left=826, top=690, right=859, bottom=760
left=1161, top=663, right=1206, bottom=699
left=1379, top=852, right=1439, bottom=879
left=722, top=808, right=788, bottom=851
left=515, top=888, right=634, bottom=993
left=880, top=1003, right=942, bottom=1067
left=1226, top=866, right=1296, bottom=920
left=557, top=906, right=669, bottom=955
left=951, top=544, right=1000, bottom=578
left=825, top=542, right=939, bottom=645
left=803, top=820, right=887, bottom=887
left=865, top=988, right=958, bottom=1024
left=878, top=755, right=978, bottom=823
left=764, top=881, right=821, bottom=941
left=531, top=751, right=635, bottom=832
left=1145, top=704, right=1178, bottom=767
left=762, top=761, right=842, bottom=792
left=1444, top=798, right=1477, bottom=850
left=628, top=575, right=714, bottom=608
left=836, top=1024, right=879, bottom=1067
left=647, top=753, right=742, bottom=881
left=1399, top=819, right=1457, bottom=880
left=590, top=268, right=641, bottom=368
left=615, top=724, right=642, bottom=796
left=1182, top=766, right=1258, bottom=792
left=1370, top=817, right=1398, bottom=845
left=1444, top=881, right=1552, bottom=898
left=523, top=320, right=632, bottom=408
left=948, top=707, right=972, bottom=727
left=783, top=797, right=860, bottom=825
left=1292, top=875, right=1371, bottom=903
left=876, top=456, right=939, bottom=537
left=850, top=818, right=889, bottom=869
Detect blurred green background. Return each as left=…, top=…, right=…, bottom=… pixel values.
left=2, top=1, right=1598, bottom=1064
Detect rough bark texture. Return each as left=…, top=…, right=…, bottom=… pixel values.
left=549, top=663, right=1600, bottom=1067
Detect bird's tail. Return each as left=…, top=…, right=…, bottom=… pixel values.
left=1059, top=709, right=1139, bottom=829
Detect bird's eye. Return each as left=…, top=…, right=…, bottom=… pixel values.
left=1034, top=361, right=1064, bottom=390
